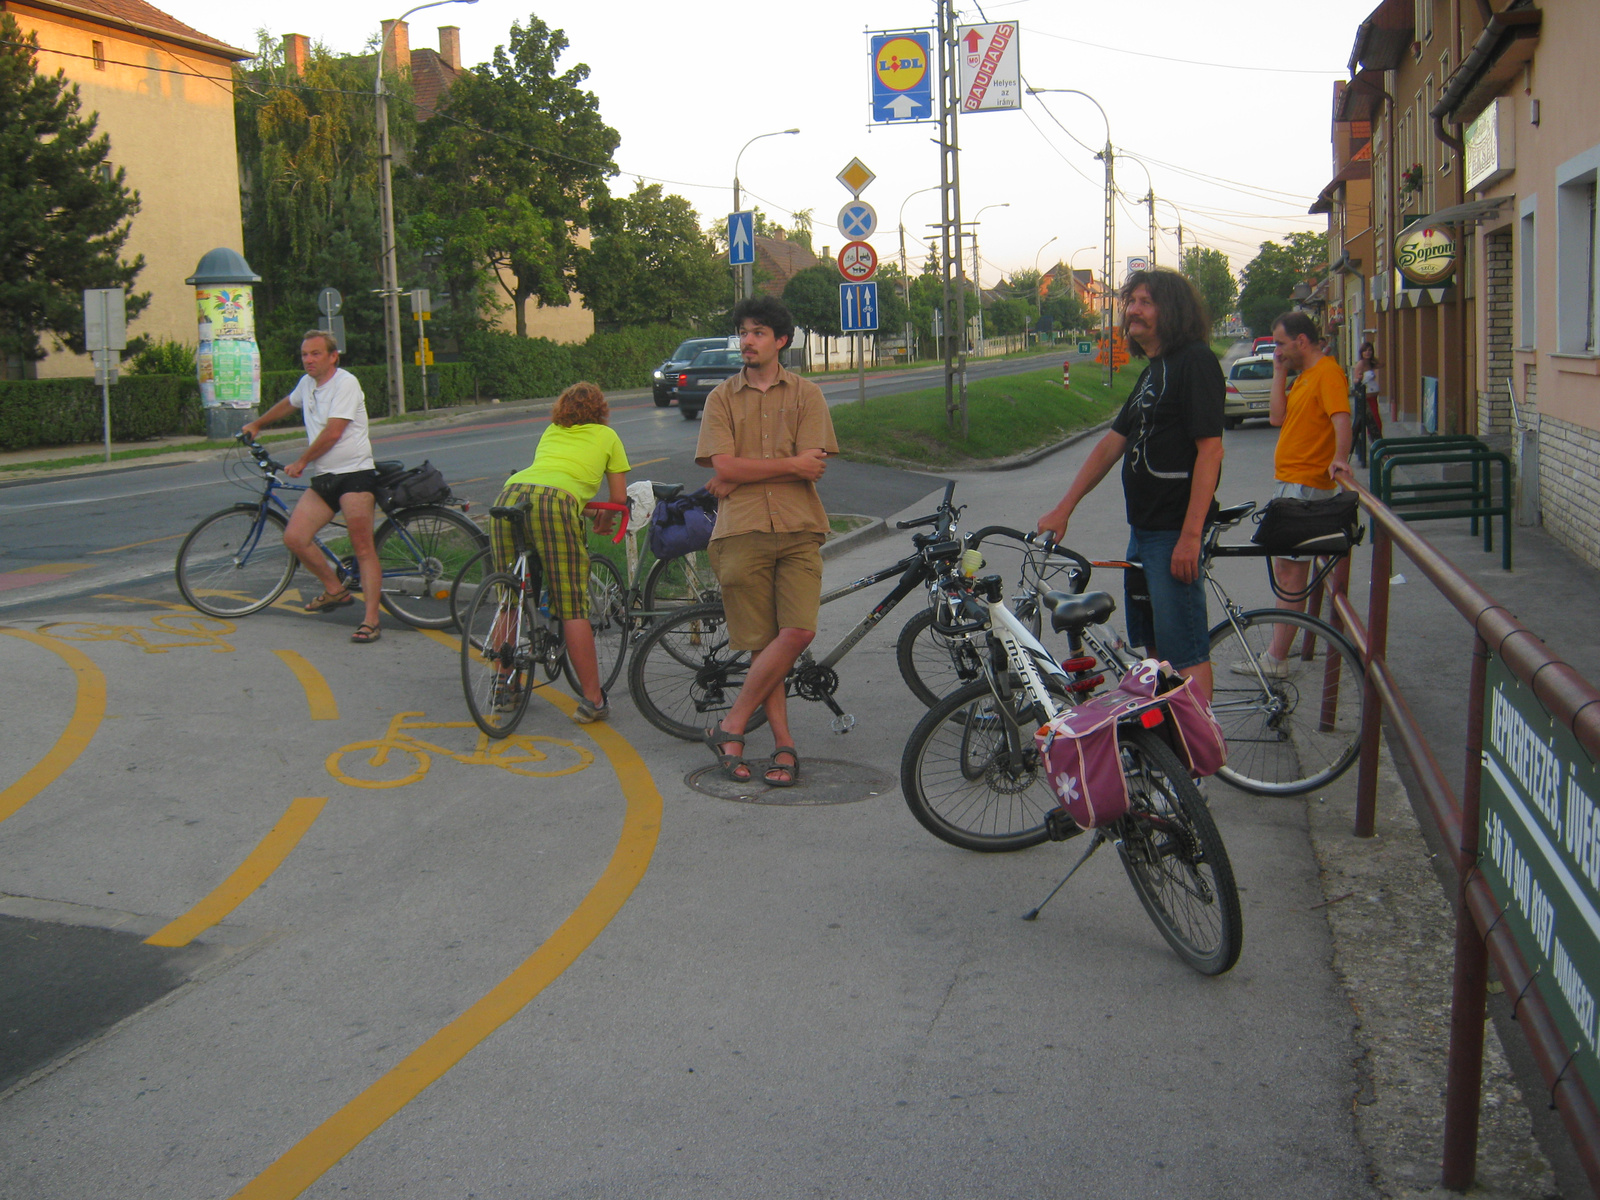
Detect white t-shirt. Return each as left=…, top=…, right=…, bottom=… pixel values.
left=287, top=367, right=374, bottom=476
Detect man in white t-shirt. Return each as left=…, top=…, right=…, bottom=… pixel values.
left=241, top=330, right=384, bottom=641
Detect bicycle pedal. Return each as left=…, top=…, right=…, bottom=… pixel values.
left=1045, top=809, right=1083, bottom=841
left=831, top=712, right=856, bottom=734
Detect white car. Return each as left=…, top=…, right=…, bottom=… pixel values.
left=1225, top=354, right=1277, bottom=429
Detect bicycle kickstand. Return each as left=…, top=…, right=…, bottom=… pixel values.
left=1022, top=830, right=1107, bottom=921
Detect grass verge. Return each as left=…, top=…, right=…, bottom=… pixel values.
left=832, top=363, right=1138, bottom=468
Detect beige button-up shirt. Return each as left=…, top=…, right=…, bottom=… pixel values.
left=694, top=364, right=839, bottom=541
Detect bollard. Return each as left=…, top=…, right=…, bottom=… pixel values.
left=1062, top=360, right=1070, bottom=389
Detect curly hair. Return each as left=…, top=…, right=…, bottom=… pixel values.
left=1119, top=268, right=1210, bottom=357
left=732, top=295, right=795, bottom=351
left=551, top=381, right=609, bottom=427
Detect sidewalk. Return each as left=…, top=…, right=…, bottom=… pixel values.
left=918, top=417, right=1594, bottom=1197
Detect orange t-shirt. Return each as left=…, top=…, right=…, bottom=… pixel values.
left=1275, top=355, right=1350, bottom=490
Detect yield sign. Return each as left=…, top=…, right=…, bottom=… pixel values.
left=837, top=241, right=878, bottom=282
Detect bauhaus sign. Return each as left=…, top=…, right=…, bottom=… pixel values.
left=1395, top=221, right=1456, bottom=286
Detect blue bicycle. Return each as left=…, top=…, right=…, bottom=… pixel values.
left=174, top=435, right=487, bottom=629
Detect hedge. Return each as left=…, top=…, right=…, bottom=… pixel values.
left=0, top=374, right=205, bottom=451
left=462, top=326, right=689, bottom=400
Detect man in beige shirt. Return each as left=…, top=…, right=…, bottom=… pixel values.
left=694, top=296, right=839, bottom=788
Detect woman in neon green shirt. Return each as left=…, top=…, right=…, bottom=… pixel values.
left=492, top=381, right=630, bottom=723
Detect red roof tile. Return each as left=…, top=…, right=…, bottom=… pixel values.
left=19, top=0, right=249, bottom=58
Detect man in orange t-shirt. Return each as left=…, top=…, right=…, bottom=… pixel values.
left=1230, top=311, right=1353, bottom=678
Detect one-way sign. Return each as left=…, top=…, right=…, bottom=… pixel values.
left=840, top=282, right=878, bottom=332
left=728, top=211, right=755, bottom=266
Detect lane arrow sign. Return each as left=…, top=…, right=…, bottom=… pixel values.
left=963, top=29, right=983, bottom=52
left=728, top=211, right=754, bottom=266
left=886, top=95, right=921, bottom=120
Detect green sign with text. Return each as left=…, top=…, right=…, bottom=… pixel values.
left=1481, top=654, right=1600, bottom=1102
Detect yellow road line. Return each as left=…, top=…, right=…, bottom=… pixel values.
left=90, top=533, right=186, bottom=554
left=0, top=628, right=107, bottom=825
left=96, top=593, right=199, bottom=611
left=271, top=650, right=340, bottom=720
left=233, top=632, right=662, bottom=1200
left=145, top=797, right=327, bottom=948
left=10, top=562, right=90, bottom=575
left=631, top=456, right=669, bottom=468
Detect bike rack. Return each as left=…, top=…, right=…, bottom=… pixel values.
left=1369, top=436, right=1514, bottom=570
left=1325, top=478, right=1600, bottom=1193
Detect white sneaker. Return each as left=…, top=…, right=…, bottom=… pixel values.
left=1229, top=651, right=1292, bottom=680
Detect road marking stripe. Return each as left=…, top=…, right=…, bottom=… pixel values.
left=145, top=797, right=327, bottom=948
left=97, top=593, right=201, bottom=611
left=630, top=456, right=669, bottom=468
left=11, top=562, right=91, bottom=574
left=0, top=628, right=107, bottom=826
left=89, top=533, right=187, bottom=554
left=271, top=650, right=339, bottom=720
left=231, top=630, right=662, bottom=1200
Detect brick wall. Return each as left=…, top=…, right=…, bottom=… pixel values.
left=1538, top=406, right=1600, bottom=571
left=1478, top=230, right=1513, bottom=435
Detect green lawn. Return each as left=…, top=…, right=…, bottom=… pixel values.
left=831, top=363, right=1139, bottom=468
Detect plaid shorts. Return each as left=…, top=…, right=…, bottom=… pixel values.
left=490, top=482, right=589, bottom=620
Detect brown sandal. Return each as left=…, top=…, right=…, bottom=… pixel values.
left=351, top=622, right=381, bottom=643
left=305, top=588, right=354, bottom=613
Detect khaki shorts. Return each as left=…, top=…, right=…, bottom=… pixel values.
left=708, top=530, right=826, bottom=651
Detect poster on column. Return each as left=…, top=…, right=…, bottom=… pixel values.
left=194, top=286, right=261, bottom=409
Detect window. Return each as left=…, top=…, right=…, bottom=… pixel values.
left=1556, top=146, right=1600, bottom=353
left=1519, top=200, right=1537, bottom=347
left=1416, top=0, right=1434, bottom=45
left=96, top=162, right=112, bottom=184
left=91, top=40, right=105, bottom=70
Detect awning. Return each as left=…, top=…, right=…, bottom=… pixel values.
left=1348, top=0, right=1413, bottom=73
left=1398, top=196, right=1513, bottom=229
left=1336, top=69, right=1388, bottom=124
left=1309, top=158, right=1373, bottom=215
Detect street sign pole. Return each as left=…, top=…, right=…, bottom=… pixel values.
left=84, top=287, right=126, bottom=463
left=410, top=288, right=432, bottom=411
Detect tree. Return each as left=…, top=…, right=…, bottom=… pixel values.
left=575, top=182, right=724, bottom=330
left=0, top=15, right=146, bottom=371
left=985, top=297, right=1031, bottom=336
left=1180, top=246, right=1238, bottom=328
left=1237, top=232, right=1327, bottom=335
left=235, top=34, right=405, bottom=367
left=1042, top=287, right=1087, bottom=335
left=415, top=15, right=619, bottom=337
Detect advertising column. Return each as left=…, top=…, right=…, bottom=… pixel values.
left=184, top=248, right=263, bottom=440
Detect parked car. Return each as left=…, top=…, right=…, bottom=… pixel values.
left=652, top=337, right=733, bottom=406
left=1251, top=335, right=1277, bottom=357
left=670, top=347, right=746, bottom=419
left=1225, top=354, right=1278, bottom=429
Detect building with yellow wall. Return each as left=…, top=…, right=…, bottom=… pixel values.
left=3, top=0, right=248, bottom=378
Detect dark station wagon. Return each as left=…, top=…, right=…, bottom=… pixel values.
left=669, top=348, right=745, bottom=420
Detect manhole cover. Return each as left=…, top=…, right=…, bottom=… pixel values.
left=684, top=758, right=894, bottom=806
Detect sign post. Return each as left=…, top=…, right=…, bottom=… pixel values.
left=83, top=287, right=126, bottom=462
left=409, top=288, right=432, bottom=410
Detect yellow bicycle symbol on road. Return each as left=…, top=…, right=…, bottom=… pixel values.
left=326, top=710, right=595, bottom=790
left=41, top=614, right=236, bottom=654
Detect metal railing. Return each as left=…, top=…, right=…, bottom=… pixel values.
left=1317, top=479, right=1600, bottom=1191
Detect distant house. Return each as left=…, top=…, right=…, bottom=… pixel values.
left=9, top=0, right=250, bottom=379
left=754, top=235, right=820, bottom=299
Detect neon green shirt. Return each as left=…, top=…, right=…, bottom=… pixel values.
left=506, top=422, right=630, bottom=500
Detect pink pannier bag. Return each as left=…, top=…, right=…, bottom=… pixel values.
left=1033, top=660, right=1228, bottom=830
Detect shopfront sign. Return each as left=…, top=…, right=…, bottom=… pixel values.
left=1395, top=221, right=1456, bottom=287
left=1466, top=99, right=1516, bottom=193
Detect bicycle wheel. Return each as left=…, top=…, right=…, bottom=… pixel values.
left=461, top=573, right=535, bottom=738
left=628, top=602, right=767, bottom=741
left=374, top=505, right=486, bottom=630
left=1207, top=608, right=1365, bottom=795
left=896, top=606, right=982, bottom=707
left=642, top=549, right=719, bottom=609
left=900, top=675, right=1073, bottom=852
left=562, top=553, right=629, bottom=697
left=448, top=544, right=494, bottom=632
left=1116, top=728, right=1242, bottom=975
left=175, top=505, right=295, bottom=617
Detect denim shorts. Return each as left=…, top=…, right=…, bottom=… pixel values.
left=1124, top=528, right=1212, bottom=670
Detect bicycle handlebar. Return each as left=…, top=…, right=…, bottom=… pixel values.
left=234, top=431, right=285, bottom=475
left=964, top=525, right=1094, bottom=585
left=584, top=501, right=630, bottom=544
left=894, top=480, right=961, bottom=533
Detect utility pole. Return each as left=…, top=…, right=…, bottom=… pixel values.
left=935, top=0, right=967, bottom=438
left=1146, top=189, right=1157, bottom=267
left=1101, top=142, right=1115, bottom=390
left=375, top=64, right=405, bottom=416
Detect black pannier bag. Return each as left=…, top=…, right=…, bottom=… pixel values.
left=377, top=460, right=452, bottom=510
left=1250, top=491, right=1362, bottom=555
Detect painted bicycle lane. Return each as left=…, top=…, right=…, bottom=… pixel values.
left=0, top=597, right=659, bottom=1199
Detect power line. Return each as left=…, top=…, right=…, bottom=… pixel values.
left=1025, top=26, right=1347, bottom=76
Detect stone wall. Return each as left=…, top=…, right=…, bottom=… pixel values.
left=1538, top=406, right=1600, bottom=570
left=1478, top=230, right=1514, bottom=435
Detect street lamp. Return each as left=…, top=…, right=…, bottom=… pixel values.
left=898, top=185, right=941, bottom=361
left=732, top=128, right=800, bottom=301
left=1117, top=151, right=1157, bottom=267
left=376, top=0, right=477, bottom=417
left=1069, top=243, right=1097, bottom=335
left=966, top=202, right=1008, bottom=348
left=1026, top=87, right=1115, bottom=386
left=1032, top=235, right=1058, bottom=347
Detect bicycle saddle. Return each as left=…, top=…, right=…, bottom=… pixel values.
left=1043, top=589, right=1117, bottom=634
left=1210, top=501, right=1256, bottom=527
left=652, top=482, right=685, bottom=501
left=373, top=460, right=405, bottom=481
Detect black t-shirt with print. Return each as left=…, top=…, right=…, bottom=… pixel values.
left=1110, top=340, right=1226, bottom=531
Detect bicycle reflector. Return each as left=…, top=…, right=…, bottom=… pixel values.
left=1139, top=707, right=1165, bottom=728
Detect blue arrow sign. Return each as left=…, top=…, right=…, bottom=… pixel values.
left=728, top=211, right=755, bottom=266
left=840, top=282, right=879, bottom=332
left=870, top=32, right=935, bottom=125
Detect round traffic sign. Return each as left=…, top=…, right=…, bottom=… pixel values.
left=837, top=201, right=878, bottom=240
left=837, top=241, right=878, bottom=282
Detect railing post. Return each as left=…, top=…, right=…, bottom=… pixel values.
left=1354, top=523, right=1391, bottom=837
left=1442, top=633, right=1491, bottom=1188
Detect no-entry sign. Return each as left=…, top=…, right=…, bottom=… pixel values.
left=837, top=241, right=878, bottom=282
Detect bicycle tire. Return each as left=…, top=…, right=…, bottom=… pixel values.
left=642, top=549, right=719, bottom=610
left=896, top=606, right=983, bottom=707
left=374, top=505, right=487, bottom=630
left=1115, top=728, right=1242, bottom=975
left=461, top=573, right=535, bottom=738
left=561, top=552, right=629, bottom=697
left=448, top=544, right=494, bottom=632
left=175, top=505, right=295, bottom=617
left=627, top=602, right=767, bottom=741
left=1207, top=608, right=1365, bottom=796
left=900, top=675, right=1073, bottom=852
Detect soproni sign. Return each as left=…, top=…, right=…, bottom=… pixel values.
left=1481, top=654, right=1600, bottom=1098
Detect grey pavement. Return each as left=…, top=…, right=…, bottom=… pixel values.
left=0, top=359, right=1592, bottom=1197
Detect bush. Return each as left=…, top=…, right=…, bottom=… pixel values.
left=0, top=374, right=204, bottom=450
left=460, top=326, right=688, bottom=400
left=126, top=339, right=197, bottom=376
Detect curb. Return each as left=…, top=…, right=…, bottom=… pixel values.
left=821, top=515, right=892, bottom=560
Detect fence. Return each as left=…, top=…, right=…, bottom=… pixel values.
left=1320, top=480, right=1600, bottom=1191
